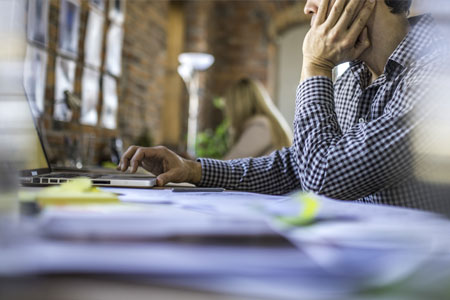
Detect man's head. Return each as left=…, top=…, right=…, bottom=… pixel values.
left=302, top=0, right=412, bottom=74
left=384, top=0, right=412, bottom=14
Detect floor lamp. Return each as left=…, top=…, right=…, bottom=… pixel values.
left=177, top=52, right=214, bottom=157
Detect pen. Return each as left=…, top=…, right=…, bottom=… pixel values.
left=171, top=187, right=225, bottom=193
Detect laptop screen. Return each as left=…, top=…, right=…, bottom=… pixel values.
left=3, top=94, right=50, bottom=175
left=22, top=99, right=49, bottom=171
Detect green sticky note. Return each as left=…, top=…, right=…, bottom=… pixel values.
left=278, top=193, right=320, bottom=226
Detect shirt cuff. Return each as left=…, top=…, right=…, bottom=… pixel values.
left=196, top=158, right=234, bottom=187
left=296, top=76, right=334, bottom=108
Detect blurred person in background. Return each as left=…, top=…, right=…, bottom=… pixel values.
left=119, top=0, right=450, bottom=215
left=223, top=78, right=292, bottom=160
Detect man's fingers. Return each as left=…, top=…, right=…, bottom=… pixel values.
left=324, top=0, right=347, bottom=29
left=335, top=0, right=365, bottom=31
left=354, top=27, right=371, bottom=58
left=156, top=169, right=181, bottom=187
left=315, top=0, right=331, bottom=26
left=119, top=145, right=139, bottom=172
left=129, top=148, right=146, bottom=173
left=348, top=0, right=376, bottom=40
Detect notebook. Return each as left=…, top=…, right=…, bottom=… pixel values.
left=19, top=91, right=156, bottom=189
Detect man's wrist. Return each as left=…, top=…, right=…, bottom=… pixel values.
left=301, top=61, right=333, bottom=82
left=187, top=160, right=202, bottom=184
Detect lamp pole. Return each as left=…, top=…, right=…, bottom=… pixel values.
left=186, top=70, right=200, bottom=157
left=177, top=52, right=214, bottom=157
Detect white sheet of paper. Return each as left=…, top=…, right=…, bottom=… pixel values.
left=103, top=187, right=288, bottom=218
left=101, top=74, right=118, bottom=129
left=80, top=67, right=100, bottom=125
left=0, top=240, right=312, bottom=277
left=27, top=0, right=49, bottom=46
left=54, top=56, right=76, bottom=121
left=84, top=10, right=104, bottom=68
left=105, top=23, right=123, bottom=76
left=23, top=45, right=47, bottom=116
left=58, top=0, right=80, bottom=57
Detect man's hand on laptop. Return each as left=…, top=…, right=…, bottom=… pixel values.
left=117, top=146, right=202, bottom=187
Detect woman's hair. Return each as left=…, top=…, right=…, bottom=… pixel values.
left=384, top=0, right=412, bottom=14
left=224, top=78, right=293, bottom=150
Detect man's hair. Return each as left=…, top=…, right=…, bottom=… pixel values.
left=384, top=0, right=412, bottom=14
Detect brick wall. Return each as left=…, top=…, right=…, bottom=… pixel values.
left=183, top=0, right=304, bottom=132
left=120, top=0, right=169, bottom=147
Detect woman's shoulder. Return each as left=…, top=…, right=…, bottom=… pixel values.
left=245, top=115, right=271, bottom=128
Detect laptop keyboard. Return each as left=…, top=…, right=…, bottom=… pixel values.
left=41, top=173, right=102, bottom=179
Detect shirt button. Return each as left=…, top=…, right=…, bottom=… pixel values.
left=359, top=118, right=365, bottom=123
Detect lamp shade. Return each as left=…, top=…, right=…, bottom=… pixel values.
left=178, top=52, right=214, bottom=71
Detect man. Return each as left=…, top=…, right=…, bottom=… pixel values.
left=119, top=0, right=446, bottom=211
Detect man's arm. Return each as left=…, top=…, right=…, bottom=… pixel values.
left=198, top=147, right=302, bottom=195
left=118, top=144, right=302, bottom=194
left=294, top=21, right=443, bottom=201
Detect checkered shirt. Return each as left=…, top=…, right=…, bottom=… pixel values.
left=198, top=15, right=448, bottom=212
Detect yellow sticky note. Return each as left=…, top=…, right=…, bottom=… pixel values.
left=37, top=177, right=119, bottom=206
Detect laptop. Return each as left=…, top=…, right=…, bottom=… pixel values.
left=19, top=92, right=156, bottom=189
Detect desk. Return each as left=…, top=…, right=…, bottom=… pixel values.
left=1, top=187, right=450, bottom=300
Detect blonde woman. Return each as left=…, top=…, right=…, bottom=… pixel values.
left=223, top=78, right=293, bottom=160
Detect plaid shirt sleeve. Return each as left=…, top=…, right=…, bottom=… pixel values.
left=198, top=73, right=425, bottom=199
left=198, top=147, right=302, bottom=195
left=294, top=76, right=422, bottom=200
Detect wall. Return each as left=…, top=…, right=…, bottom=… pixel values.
left=182, top=0, right=308, bottom=134
left=276, top=24, right=309, bottom=130
left=120, top=0, right=169, bottom=148
left=184, top=0, right=278, bottom=132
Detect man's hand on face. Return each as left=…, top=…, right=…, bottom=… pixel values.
left=117, top=145, right=202, bottom=187
left=301, top=0, right=376, bottom=81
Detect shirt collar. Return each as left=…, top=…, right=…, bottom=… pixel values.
left=348, top=14, right=438, bottom=85
left=388, top=14, right=437, bottom=70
